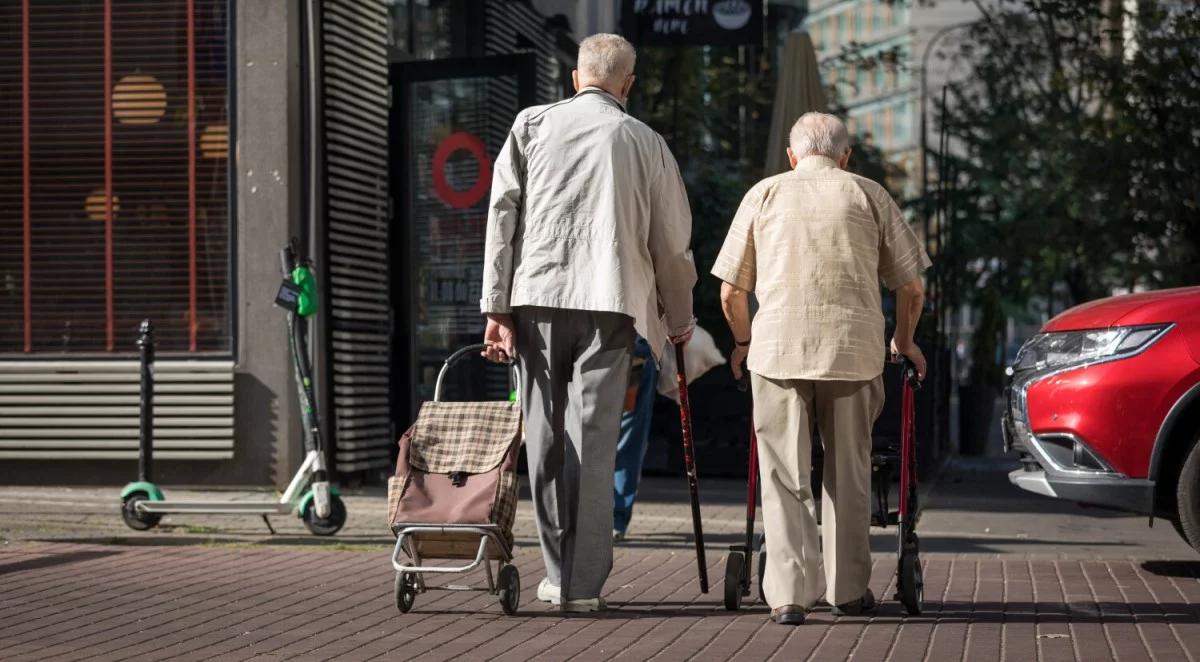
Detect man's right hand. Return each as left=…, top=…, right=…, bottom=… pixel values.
left=482, top=314, right=516, bottom=364
left=890, top=337, right=926, bottom=381
left=729, top=344, right=749, bottom=382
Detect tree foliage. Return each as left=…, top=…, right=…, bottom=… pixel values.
left=629, top=42, right=903, bottom=340
left=940, top=0, right=1200, bottom=320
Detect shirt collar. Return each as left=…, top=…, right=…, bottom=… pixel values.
left=794, top=155, right=840, bottom=171
left=575, top=86, right=627, bottom=112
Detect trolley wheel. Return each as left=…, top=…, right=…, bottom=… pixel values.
left=498, top=564, right=521, bottom=615
left=302, top=493, right=347, bottom=536
left=898, top=546, right=923, bottom=615
left=121, top=492, right=162, bottom=531
left=724, top=552, right=746, bottom=611
left=395, top=571, right=417, bottom=613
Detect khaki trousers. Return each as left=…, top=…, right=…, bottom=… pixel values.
left=751, top=373, right=884, bottom=609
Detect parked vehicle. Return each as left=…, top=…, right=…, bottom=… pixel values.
left=1004, top=287, right=1200, bottom=551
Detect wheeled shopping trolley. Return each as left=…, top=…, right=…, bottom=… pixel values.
left=389, top=345, right=523, bottom=615
left=724, top=358, right=925, bottom=615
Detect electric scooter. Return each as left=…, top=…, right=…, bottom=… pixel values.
left=119, top=242, right=347, bottom=536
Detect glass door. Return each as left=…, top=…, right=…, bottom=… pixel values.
left=391, top=54, right=538, bottom=419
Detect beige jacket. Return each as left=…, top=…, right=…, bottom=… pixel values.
left=480, top=88, right=697, bottom=360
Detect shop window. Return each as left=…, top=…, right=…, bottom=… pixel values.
left=387, top=0, right=452, bottom=60
left=0, top=0, right=231, bottom=354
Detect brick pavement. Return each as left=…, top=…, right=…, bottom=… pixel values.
left=1, top=459, right=1199, bottom=660
left=2, top=542, right=1199, bottom=661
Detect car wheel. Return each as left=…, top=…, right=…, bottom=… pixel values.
left=1174, top=437, right=1200, bottom=553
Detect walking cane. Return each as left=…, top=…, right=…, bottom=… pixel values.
left=675, top=344, right=709, bottom=593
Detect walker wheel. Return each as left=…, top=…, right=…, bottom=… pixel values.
left=120, top=492, right=162, bottom=531
left=897, top=532, right=923, bottom=615
left=498, top=564, right=520, bottom=615
left=395, top=571, right=417, bottom=613
left=724, top=552, right=746, bottom=611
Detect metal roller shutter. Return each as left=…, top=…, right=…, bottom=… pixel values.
left=0, top=359, right=235, bottom=459
left=318, top=0, right=392, bottom=473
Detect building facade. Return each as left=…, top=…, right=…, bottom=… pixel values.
left=0, top=0, right=580, bottom=487
left=804, top=0, right=980, bottom=189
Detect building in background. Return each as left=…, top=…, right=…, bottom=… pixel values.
left=804, top=0, right=980, bottom=190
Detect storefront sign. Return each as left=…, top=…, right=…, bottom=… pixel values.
left=621, top=0, right=762, bottom=47
left=432, top=132, right=492, bottom=209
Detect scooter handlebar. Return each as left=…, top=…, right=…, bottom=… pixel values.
left=280, top=246, right=296, bottom=278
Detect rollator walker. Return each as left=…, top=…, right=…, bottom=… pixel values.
left=723, top=357, right=924, bottom=615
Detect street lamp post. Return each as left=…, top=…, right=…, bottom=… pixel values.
left=917, top=20, right=974, bottom=457
left=919, top=21, right=975, bottom=247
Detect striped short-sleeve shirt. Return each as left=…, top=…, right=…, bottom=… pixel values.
left=711, top=155, right=931, bottom=381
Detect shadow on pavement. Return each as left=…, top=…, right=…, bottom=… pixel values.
left=31, top=535, right=395, bottom=548
left=1141, top=560, right=1200, bottom=578
left=409, top=600, right=1200, bottom=623
left=617, top=531, right=1133, bottom=554
left=0, top=549, right=120, bottom=574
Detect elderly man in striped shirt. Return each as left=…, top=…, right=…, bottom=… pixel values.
left=712, top=112, right=930, bottom=626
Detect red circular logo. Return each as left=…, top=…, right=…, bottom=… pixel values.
left=432, top=132, right=492, bottom=209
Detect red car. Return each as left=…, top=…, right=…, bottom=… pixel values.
left=1005, top=286, right=1200, bottom=551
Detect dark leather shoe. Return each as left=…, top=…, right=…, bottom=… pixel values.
left=832, top=588, right=878, bottom=616
left=770, top=605, right=806, bottom=625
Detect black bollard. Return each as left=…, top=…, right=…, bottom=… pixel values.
left=137, top=319, right=155, bottom=483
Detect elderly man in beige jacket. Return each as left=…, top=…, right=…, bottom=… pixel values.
left=713, top=112, right=930, bottom=626
left=479, top=33, right=696, bottom=612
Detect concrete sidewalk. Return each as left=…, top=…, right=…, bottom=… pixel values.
left=0, top=457, right=1190, bottom=558
left=1, top=458, right=1198, bottom=660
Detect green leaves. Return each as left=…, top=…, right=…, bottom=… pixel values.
left=940, top=0, right=1200, bottom=314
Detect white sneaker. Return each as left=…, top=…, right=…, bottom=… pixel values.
left=537, top=578, right=561, bottom=605
left=562, top=597, right=607, bottom=613
left=612, top=530, right=626, bottom=544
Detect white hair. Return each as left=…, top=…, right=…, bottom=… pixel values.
left=577, top=33, right=636, bottom=85
left=789, top=112, right=851, bottom=159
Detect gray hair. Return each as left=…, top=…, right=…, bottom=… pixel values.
left=577, top=33, right=636, bottom=85
left=789, top=112, right=850, bottom=159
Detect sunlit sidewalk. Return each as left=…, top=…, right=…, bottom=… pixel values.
left=1, top=461, right=1199, bottom=660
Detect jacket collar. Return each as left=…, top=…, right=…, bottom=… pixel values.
left=575, top=86, right=627, bottom=112
left=794, top=155, right=840, bottom=171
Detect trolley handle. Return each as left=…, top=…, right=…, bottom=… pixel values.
left=434, top=343, right=518, bottom=403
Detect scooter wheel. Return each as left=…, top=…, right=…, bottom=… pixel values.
left=899, top=550, right=923, bottom=615
left=395, top=571, right=417, bottom=613
left=498, top=564, right=521, bottom=615
left=121, top=492, right=162, bottom=531
left=724, top=552, right=745, bottom=611
left=303, top=493, right=347, bottom=536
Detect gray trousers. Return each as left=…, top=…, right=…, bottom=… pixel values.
left=514, top=306, right=634, bottom=600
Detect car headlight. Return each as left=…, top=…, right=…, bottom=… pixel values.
left=1012, top=324, right=1171, bottom=373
